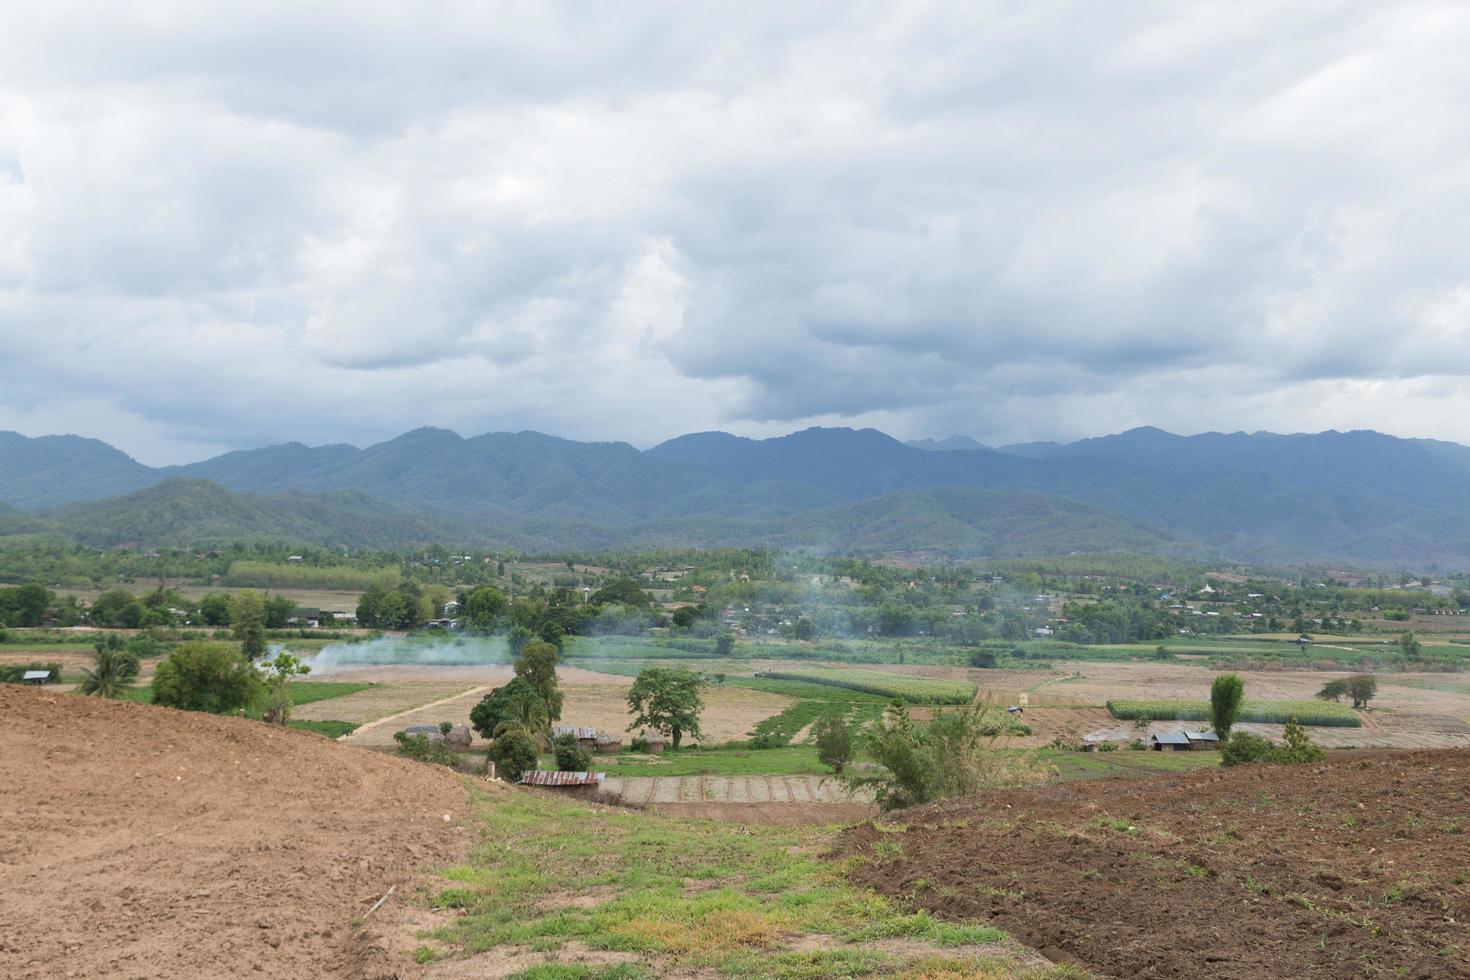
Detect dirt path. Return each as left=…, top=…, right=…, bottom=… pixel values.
left=341, top=683, right=492, bottom=743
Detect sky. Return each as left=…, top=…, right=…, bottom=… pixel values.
left=3, top=2, right=1470, bottom=465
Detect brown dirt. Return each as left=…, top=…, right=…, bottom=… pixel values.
left=0, top=683, right=475, bottom=979
left=648, top=802, right=879, bottom=825
left=840, top=750, right=1470, bottom=978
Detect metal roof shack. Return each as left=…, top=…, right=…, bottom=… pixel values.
left=1185, top=731, right=1220, bottom=748
left=22, top=670, right=50, bottom=685
left=519, top=770, right=606, bottom=796
left=553, top=725, right=599, bottom=742
left=1149, top=731, right=1193, bottom=751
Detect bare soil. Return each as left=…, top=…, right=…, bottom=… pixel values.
left=841, top=749, right=1470, bottom=978
left=0, top=684, right=474, bottom=979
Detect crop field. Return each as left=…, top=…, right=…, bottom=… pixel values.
left=1106, top=697, right=1362, bottom=726
left=761, top=667, right=976, bottom=704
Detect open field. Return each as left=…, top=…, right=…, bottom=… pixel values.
left=0, top=684, right=472, bottom=979
left=842, top=750, right=1470, bottom=978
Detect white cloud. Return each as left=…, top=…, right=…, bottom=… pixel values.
left=1, top=1, right=1469, bottom=463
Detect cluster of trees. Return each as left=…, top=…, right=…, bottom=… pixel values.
left=0, top=583, right=51, bottom=627
left=467, top=640, right=565, bottom=781
left=1316, top=674, right=1378, bottom=709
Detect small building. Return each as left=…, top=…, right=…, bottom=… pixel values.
left=594, top=734, right=623, bottom=755
left=1185, top=730, right=1220, bottom=750
left=22, top=670, right=50, bottom=686
left=640, top=732, right=666, bottom=755
left=553, top=725, right=599, bottom=750
left=442, top=600, right=460, bottom=615
left=1149, top=731, right=1193, bottom=752
left=519, top=770, right=605, bottom=798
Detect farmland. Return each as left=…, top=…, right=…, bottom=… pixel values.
left=1105, top=697, right=1363, bottom=727
left=760, top=667, right=976, bottom=704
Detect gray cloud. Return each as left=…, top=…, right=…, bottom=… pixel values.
left=2, top=1, right=1470, bottom=463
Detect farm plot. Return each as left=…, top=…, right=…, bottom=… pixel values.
left=762, top=667, right=976, bottom=703
left=1106, top=698, right=1362, bottom=727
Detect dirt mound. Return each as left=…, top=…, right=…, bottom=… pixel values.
left=841, top=750, right=1470, bottom=978
left=0, top=685, right=473, bottom=979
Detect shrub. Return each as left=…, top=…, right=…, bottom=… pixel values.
left=553, top=733, right=592, bottom=772
left=1221, top=731, right=1273, bottom=767
left=78, top=647, right=140, bottom=698
left=393, top=730, right=459, bottom=767
left=151, top=642, right=262, bottom=715
left=813, top=713, right=854, bottom=774
left=439, top=720, right=453, bottom=736
left=0, top=661, right=62, bottom=684
left=490, top=731, right=540, bottom=783
left=1273, top=718, right=1325, bottom=764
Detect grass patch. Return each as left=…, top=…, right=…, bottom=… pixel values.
left=429, top=788, right=1015, bottom=977
left=762, top=668, right=975, bottom=704
left=1105, top=698, right=1361, bottom=727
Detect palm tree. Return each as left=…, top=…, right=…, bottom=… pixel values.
left=79, top=648, right=140, bottom=698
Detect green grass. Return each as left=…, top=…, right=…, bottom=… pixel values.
left=289, top=719, right=357, bottom=738
left=597, top=745, right=830, bottom=777
left=112, top=679, right=372, bottom=722
left=762, top=668, right=975, bottom=704
left=420, top=787, right=1045, bottom=978
left=1105, top=698, right=1362, bottom=727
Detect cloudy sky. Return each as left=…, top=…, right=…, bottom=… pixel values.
left=3, top=2, right=1470, bottom=464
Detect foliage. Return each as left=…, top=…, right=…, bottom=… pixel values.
left=258, top=650, right=311, bottom=725
left=78, top=638, right=140, bottom=698
left=813, top=713, right=854, bottom=774
left=489, top=730, right=540, bottom=782
left=229, top=590, right=268, bottom=660
left=469, top=676, right=550, bottom=738
left=1316, top=678, right=1349, bottom=703
left=0, top=661, right=63, bottom=683
left=553, top=733, right=592, bottom=772
left=1274, top=718, right=1326, bottom=764
left=463, top=585, right=507, bottom=629
left=762, top=668, right=975, bottom=704
left=1107, top=698, right=1361, bottom=727
left=513, top=640, right=563, bottom=723
left=1220, top=731, right=1274, bottom=766
left=844, top=704, right=1047, bottom=811
left=1347, top=673, right=1378, bottom=709
left=1209, top=673, right=1245, bottom=741
left=0, top=583, right=51, bottom=627
left=150, top=641, right=263, bottom=714
left=393, top=730, right=460, bottom=767
left=626, top=667, right=705, bottom=749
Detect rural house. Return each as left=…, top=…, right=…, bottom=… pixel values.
left=519, top=770, right=605, bottom=798
left=1149, top=731, right=1192, bottom=751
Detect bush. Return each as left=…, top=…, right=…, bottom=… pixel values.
left=1221, top=731, right=1273, bottom=766
left=393, top=730, right=459, bottom=767
left=151, top=642, right=262, bottom=715
left=0, top=661, right=62, bottom=683
left=553, top=733, right=592, bottom=772
left=813, top=713, right=854, bottom=774
left=1273, top=718, right=1326, bottom=764
left=490, top=731, right=540, bottom=782
left=1210, top=673, right=1245, bottom=741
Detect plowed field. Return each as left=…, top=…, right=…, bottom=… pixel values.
left=0, top=684, right=473, bottom=979
left=842, top=750, right=1470, bottom=978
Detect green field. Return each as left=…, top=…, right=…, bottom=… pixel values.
left=414, top=787, right=1055, bottom=978
left=1105, top=698, right=1362, bottom=727
left=761, top=668, right=975, bottom=704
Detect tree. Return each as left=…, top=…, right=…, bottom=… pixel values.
left=1273, top=718, right=1325, bottom=764
left=513, top=640, right=563, bottom=723
left=813, top=714, right=853, bottom=774
left=229, top=590, right=268, bottom=660
left=263, top=594, right=297, bottom=629
left=469, top=677, right=548, bottom=738
left=1398, top=631, right=1422, bottom=661
left=90, top=588, right=144, bottom=628
left=488, top=731, right=539, bottom=782
left=197, top=592, right=232, bottom=627
left=151, top=642, right=262, bottom=715
left=258, top=651, right=311, bottom=725
left=792, top=617, right=815, bottom=641
left=626, top=667, right=704, bottom=749
left=1209, top=673, right=1245, bottom=740
left=1347, top=674, right=1378, bottom=709
left=553, top=733, right=592, bottom=772
left=714, top=633, right=734, bottom=657
left=590, top=578, right=653, bottom=608
left=1316, top=678, right=1349, bottom=703
left=0, top=584, right=52, bottom=627
left=670, top=606, right=698, bottom=629
left=78, top=639, right=140, bottom=698
left=464, top=586, right=507, bottom=629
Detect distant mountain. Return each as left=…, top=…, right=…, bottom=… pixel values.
left=45, top=479, right=455, bottom=550
left=3, top=424, right=1470, bottom=564
left=906, top=435, right=989, bottom=452
left=0, top=431, right=158, bottom=508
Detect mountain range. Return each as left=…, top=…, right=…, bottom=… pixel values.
left=3, top=425, right=1469, bottom=565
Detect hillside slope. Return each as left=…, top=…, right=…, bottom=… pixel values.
left=0, top=684, right=472, bottom=979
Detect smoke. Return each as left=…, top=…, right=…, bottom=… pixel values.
left=308, top=634, right=511, bottom=673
